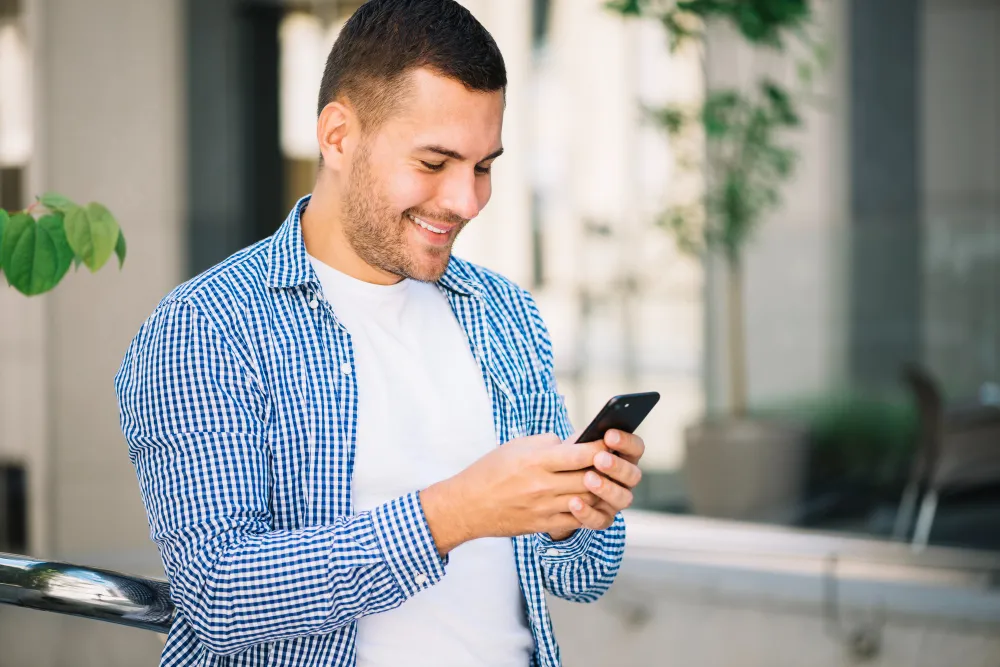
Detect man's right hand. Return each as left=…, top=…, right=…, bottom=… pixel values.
left=419, top=433, right=609, bottom=557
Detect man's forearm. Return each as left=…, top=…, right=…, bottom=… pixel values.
left=159, top=492, right=446, bottom=655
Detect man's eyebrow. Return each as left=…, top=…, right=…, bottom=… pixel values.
left=417, top=145, right=504, bottom=163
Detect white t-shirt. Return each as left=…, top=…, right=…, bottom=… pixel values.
left=308, top=254, right=535, bottom=667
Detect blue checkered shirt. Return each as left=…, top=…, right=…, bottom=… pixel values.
left=114, top=196, right=626, bottom=666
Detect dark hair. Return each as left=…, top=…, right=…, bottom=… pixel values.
left=317, top=0, right=507, bottom=131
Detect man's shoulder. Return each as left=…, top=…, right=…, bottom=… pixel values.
left=141, top=238, right=275, bottom=351
left=159, top=239, right=271, bottom=314
left=446, top=256, right=535, bottom=308
left=445, top=256, right=548, bottom=341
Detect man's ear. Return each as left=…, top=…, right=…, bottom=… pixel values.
left=317, top=100, right=354, bottom=171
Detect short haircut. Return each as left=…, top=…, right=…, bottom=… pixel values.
left=317, top=0, right=508, bottom=132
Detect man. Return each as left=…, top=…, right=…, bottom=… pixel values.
left=115, top=1, right=645, bottom=665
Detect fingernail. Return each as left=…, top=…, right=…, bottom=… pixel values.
left=606, top=430, right=620, bottom=445
left=596, top=452, right=613, bottom=469
left=585, top=471, right=602, bottom=489
left=570, top=497, right=583, bottom=511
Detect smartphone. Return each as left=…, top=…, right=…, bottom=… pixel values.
left=573, top=392, right=661, bottom=444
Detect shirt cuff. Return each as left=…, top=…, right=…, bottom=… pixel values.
left=536, top=527, right=596, bottom=562
left=371, top=491, right=448, bottom=598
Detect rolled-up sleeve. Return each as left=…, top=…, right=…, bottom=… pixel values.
left=114, top=300, right=446, bottom=656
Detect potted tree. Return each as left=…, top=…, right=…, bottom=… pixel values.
left=0, top=193, right=125, bottom=295
left=607, top=0, right=828, bottom=521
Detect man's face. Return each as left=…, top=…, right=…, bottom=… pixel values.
left=340, top=68, right=505, bottom=282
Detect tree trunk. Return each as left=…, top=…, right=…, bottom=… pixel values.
left=727, top=253, right=747, bottom=417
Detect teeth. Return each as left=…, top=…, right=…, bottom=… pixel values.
left=409, top=214, right=447, bottom=234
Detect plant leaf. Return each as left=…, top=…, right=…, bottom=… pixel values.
left=39, top=192, right=75, bottom=214
left=604, top=0, right=644, bottom=16
left=1, top=212, right=73, bottom=296
left=38, top=212, right=74, bottom=283
left=796, top=60, right=814, bottom=86
left=114, top=230, right=127, bottom=269
left=64, top=202, right=120, bottom=272
left=645, top=104, right=689, bottom=136
left=0, top=212, right=30, bottom=282
left=0, top=208, right=8, bottom=273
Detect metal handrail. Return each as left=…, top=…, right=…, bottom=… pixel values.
left=0, top=551, right=174, bottom=633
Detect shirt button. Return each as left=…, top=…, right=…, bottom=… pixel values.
left=339, top=362, right=352, bottom=376
left=414, top=573, right=429, bottom=586
left=545, top=548, right=562, bottom=557
left=308, top=298, right=319, bottom=310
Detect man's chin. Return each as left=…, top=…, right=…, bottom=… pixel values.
left=406, top=248, right=452, bottom=282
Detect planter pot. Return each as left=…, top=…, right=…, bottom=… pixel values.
left=682, top=417, right=808, bottom=523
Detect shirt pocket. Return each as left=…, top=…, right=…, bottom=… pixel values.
left=514, top=390, right=572, bottom=439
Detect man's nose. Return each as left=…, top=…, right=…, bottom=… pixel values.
left=439, top=170, right=481, bottom=222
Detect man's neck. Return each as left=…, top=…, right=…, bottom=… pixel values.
left=300, top=183, right=403, bottom=286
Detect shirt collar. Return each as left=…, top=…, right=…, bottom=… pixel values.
left=265, top=193, right=481, bottom=298
left=265, top=194, right=317, bottom=290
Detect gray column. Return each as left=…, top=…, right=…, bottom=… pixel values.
left=186, top=0, right=284, bottom=276
left=848, top=0, right=923, bottom=389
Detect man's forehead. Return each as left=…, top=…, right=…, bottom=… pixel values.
left=388, top=68, right=504, bottom=138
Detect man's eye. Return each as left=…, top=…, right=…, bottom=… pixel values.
left=421, top=161, right=445, bottom=171
left=475, top=165, right=492, bottom=175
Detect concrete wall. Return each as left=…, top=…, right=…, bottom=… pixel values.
left=551, top=586, right=1000, bottom=667
left=549, top=512, right=1000, bottom=667
left=0, top=0, right=185, bottom=664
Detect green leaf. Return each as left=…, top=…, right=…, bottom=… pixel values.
left=38, top=213, right=74, bottom=282
left=813, top=40, right=833, bottom=70
left=0, top=208, right=8, bottom=273
left=645, top=104, right=689, bottom=136
left=1, top=212, right=73, bottom=296
left=761, top=79, right=800, bottom=126
left=1, top=212, right=30, bottom=280
left=39, top=191, right=75, bottom=213
left=114, top=230, right=127, bottom=269
left=702, top=90, right=743, bottom=138
left=660, top=205, right=705, bottom=256
left=604, top=0, right=644, bottom=16
left=64, top=202, right=120, bottom=272
left=796, top=60, right=814, bottom=86
left=660, top=11, right=701, bottom=51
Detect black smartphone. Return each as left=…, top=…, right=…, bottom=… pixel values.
left=573, top=392, right=661, bottom=444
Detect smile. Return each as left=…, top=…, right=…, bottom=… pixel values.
left=408, top=213, right=449, bottom=235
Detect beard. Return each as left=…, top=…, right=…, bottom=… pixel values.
left=341, top=142, right=467, bottom=282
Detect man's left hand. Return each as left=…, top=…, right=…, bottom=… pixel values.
left=554, top=429, right=644, bottom=535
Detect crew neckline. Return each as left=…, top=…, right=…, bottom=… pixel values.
left=307, top=253, right=412, bottom=299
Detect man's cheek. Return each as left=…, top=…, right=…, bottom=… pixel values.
left=389, top=172, right=434, bottom=210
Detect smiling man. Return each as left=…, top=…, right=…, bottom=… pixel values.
left=115, top=1, right=643, bottom=666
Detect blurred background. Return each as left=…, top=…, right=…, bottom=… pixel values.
left=0, top=0, right=998, bottom=665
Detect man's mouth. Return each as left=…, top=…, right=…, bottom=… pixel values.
left=407, top=213, right=454, bottom=235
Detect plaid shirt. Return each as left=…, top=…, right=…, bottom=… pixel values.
left=115, top=196, right=626, bottom=667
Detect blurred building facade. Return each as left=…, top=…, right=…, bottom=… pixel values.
left=0, top=0, right=998, bottom=665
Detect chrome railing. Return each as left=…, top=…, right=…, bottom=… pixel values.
left=0, top=552, right=174, bottom=633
